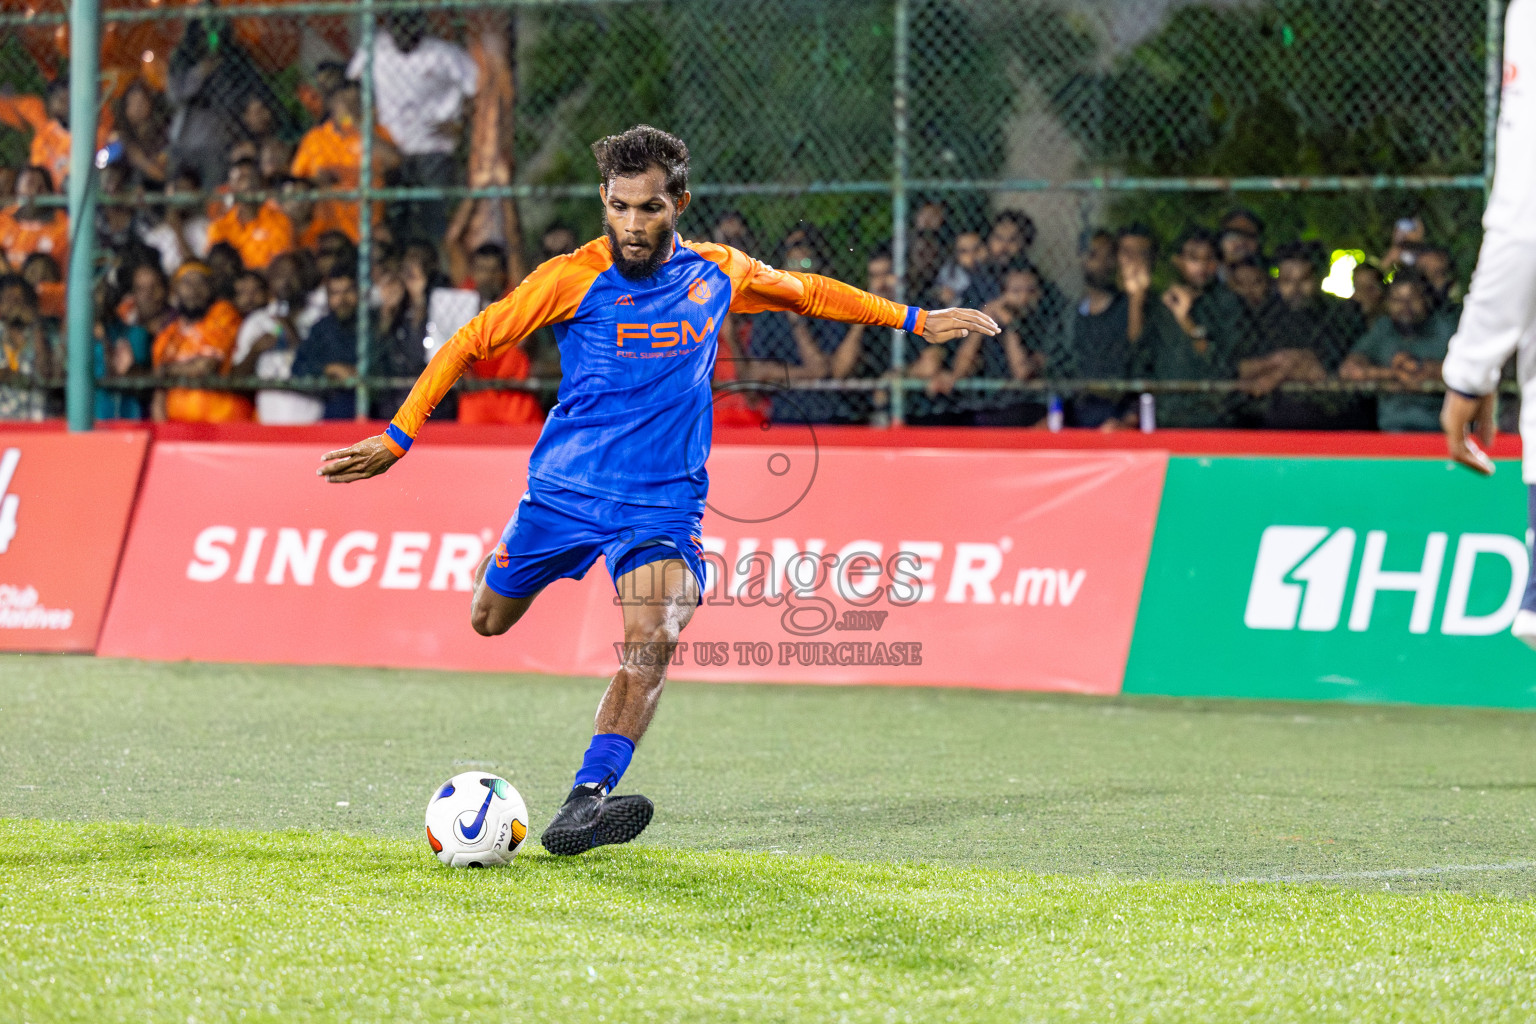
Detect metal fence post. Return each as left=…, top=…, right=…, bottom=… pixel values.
left=1485, top=0, right=1505, bottom=198
left=355, top=0, right=376, bottom=422
left=66, top=0, right=102, bottom=431
left=889, top=0, right=910, bottom=427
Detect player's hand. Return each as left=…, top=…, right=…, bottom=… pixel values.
left=920, top=308, right=1000, bottom=345
left=1441, top=390, right=1497, bottom=476
left=319, top=435, right=400, bottom=483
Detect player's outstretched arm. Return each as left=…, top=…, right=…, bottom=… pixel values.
left=319, top=435, right=400, bottom=483
left=727, top=254, right=999, bottom=342
left=314, top=249, right=593, bottom=483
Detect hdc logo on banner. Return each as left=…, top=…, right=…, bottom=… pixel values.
left=0, top=431, right=149, bottom=652
left=1245, top=526, right=1528, bottom=637
left=100, top=442, right=1168, bottom=692
left=1125, top=457, right=1536, bottom=708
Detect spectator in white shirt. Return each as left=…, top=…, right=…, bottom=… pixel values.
left=231, top=251, right=326, bottom=424
left=348, top=12, right=479, bottom=245
left=141, top=168, right=211, bottom=276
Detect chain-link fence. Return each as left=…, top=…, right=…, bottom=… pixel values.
left=0, top=0, right=1507, bottom=429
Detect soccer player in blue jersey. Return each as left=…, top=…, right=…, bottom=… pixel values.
left=319, top=126, right=999, bottom=854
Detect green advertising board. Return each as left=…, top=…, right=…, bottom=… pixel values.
left=1124, top=457, right=1536, bottom=707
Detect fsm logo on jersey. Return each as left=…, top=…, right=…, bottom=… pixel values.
left=1245, top=526, right=1529, bottom=637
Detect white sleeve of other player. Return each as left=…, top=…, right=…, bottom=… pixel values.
left=1443, top=0, right=1536, bottom=396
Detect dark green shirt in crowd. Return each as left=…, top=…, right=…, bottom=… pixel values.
left=1348, top=313, right=1455, bottom=432
left=1146, top=300, right=1232, bottom=428
left=1191, top=285, right=1246, bottom=363
left=1062, top=291, right=1158, bottom=427
left=1256, top=296, right=1369, bottom=429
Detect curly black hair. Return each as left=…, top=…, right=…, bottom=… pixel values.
left=590, top=125, right=690, bottom=201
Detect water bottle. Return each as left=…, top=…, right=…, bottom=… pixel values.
left=94, top=141, right=124, bottom=170
left=1139, top=392, right=1156, bottom=434
left=1046, top=393, right=1064, bottom=433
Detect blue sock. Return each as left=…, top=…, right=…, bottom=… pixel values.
left=572, top=733, right=635, bottom=796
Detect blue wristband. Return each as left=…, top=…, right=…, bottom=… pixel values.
left=385, top=423, right=414, bottom=453
left=901, top=306, right=919, bottom=333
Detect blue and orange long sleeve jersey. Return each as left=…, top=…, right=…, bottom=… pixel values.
left=382, top=235, right=928, bottom=510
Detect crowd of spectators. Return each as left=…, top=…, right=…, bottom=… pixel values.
left=0, top=12, right=545, bottom=427
left=0, top=12, right=1471, bottom=432
left=723, top=202, right=1466, bottom=431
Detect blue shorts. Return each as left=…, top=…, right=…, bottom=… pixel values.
left=484, top=480, right=707, bottom=602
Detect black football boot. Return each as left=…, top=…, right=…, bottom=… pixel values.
left=540, top=786, right=654, bottom=856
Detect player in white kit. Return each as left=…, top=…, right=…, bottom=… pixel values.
left=1441, top=0, right=1536, bottom=647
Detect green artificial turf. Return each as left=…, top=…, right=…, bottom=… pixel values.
left=2, top=656, right=1534, bottom=889
left=2, top=655, right=1535, bottom=1022
left=3, top=818, right=1535, bottom=1024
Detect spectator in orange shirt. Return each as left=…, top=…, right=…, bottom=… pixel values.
left=0, top=81, right=74, bottom=192
left=0, top=166, right=69, bottom=272
left=289, top=82, right=400, bottom=245
left=3, top=79, right=115, bottom=189
left=455, top=243, right=540, bottom=425
left=206, top=157, right=293, bottom=271
left=151, top=261, right=252, bottom=423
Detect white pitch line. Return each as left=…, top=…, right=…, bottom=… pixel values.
left=1217, top=861, right=1536, bottom=884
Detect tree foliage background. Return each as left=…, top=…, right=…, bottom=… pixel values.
left=515, top=0, right=1490, bottom=272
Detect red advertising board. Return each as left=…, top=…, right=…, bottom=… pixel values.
left=0, top=430, right=148, bottom=652
left=99, top=441, right=1166, bottom=692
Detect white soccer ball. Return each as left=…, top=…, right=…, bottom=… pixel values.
left=424, top=771, right=529, bottom=867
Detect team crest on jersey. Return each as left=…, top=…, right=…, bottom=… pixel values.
left=615, top=294, right=635, bottom=306
left=688, top=278, right=712, bottom=304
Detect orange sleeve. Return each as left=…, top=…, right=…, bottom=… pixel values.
left=43, top=214, right=69, bottom=269
left=31, top=130, right=68, bottom=186
left=207, top=302, right=243, bottom=366
left=289, top=131, right=320, bottom=180
left=151, top=323, right=176, bottom=368
left=692, top=242, right=927, bottom=334
left=205, top=211, right=232, bottom=248
left=384, top=246, right=604, bottom=454
left=265, top=208, right=295, bottom=264
left=36, top=280, right=64, bottom=320
left=0, top=95, right=47, bottom=134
